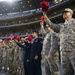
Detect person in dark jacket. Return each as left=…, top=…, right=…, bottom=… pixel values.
left=15, top=36, right=32, bottom=75
left=30, top=31, right=43, bottom=75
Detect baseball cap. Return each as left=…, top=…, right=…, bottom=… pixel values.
left=63, top=8, right=73, bottom=14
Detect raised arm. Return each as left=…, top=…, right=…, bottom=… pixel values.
left=40, top=22, right=46, bottom=36
left=14, top=39, right=24, bottom=48
left=17, top=43, right=24, bottom=48
left=43, top=12, right=60, bottom=32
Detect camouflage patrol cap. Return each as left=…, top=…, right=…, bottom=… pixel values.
left=63, top=8, right=73, bottom=14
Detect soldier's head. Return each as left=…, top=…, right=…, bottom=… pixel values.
left=21, top=38, right=25, bottom=43
left=63, top=8, right=73, bottom=20
left=45, top=25, right=54, bottom=33
left=32, top=30, right=38, bottom=38
left=24, top=37, right=29, bottom=42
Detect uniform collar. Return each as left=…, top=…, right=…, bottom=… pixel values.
left=64, top=18, right=74, bottom=24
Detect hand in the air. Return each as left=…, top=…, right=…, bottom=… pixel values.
left=43, top=12, right=47, bottom=19
left=40, top=22, right=44, bottom=26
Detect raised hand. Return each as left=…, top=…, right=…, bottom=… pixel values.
left=40, top=22, right=44, bottom=26
left=43, top=12, right=47, bottom=19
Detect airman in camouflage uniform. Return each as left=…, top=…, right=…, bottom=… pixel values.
left=12, top=40, right=24, bottom=75
left=40, top=22, right=59, bottom=75
left=0, top=39, right=24, bottom=75
left=43, top=8, right=75, bottom=75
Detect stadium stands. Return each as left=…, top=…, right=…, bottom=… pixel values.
left=0, top=0, right=74, bottom=38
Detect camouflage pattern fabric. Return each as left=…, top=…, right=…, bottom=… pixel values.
left=46, top=17, right=75, bottom=75
left=41, top=26, right=59, bottom=75
left=0, top=42, right=24, bottom=75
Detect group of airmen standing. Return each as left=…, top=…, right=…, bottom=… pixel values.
left=41, top=8, right=75, bottom=75
left=0, top=8, right=75, bottom=75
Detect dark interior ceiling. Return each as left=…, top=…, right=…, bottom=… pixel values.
left=0, top=0, right=51, bottom=14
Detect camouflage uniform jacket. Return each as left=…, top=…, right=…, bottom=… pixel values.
left=41, top=26, right=58, bottom=56
left=46, top=18, right=75, bottom=52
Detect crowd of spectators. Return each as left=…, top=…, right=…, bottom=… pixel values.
left=0, top=31, right=31, bottom=37
left=0, top=10, right=67, bottom=26
left=0, top=27, right=40, bottom=37
left=0, top=15, right=41, bottom=26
